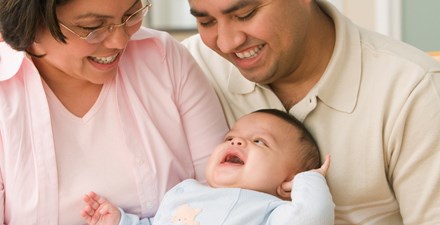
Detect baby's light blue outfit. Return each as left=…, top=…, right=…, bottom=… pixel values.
left=119, top=171, right=334, bottom=225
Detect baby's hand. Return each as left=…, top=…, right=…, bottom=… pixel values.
left=280, top=155, right=331, bottom=194
left=81, top=191, right=121, bottom=225
left=312, top=154, right=331, bottom=176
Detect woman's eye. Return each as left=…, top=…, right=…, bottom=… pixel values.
left=236, top=8, right=257, bottom=21
left=79, top=25, right=101, bottom=32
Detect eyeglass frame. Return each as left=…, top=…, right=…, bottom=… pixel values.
left=59, top=0, right=152, bottom=44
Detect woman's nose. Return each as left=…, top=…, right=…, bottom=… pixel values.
left=102, top=26, right=131, bottom=49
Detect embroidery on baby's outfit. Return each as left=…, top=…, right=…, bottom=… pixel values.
left=170, top=204, right=202, bottom=225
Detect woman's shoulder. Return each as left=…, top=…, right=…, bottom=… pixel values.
left=126, top=27, right=187, bottom=60
left=0, top=42, right=27, bottom=81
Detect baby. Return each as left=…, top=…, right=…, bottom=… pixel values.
left=82, top=109, right=334, bottom=225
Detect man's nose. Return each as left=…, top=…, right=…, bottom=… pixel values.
left=216, top=23, right=246, bottom=53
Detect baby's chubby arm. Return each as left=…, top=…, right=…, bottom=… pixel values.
left=81, top=192, right=150, bottom=225
left=279, top=155, right=331, bottom=193
left=270, top=155, right=334, bottom=225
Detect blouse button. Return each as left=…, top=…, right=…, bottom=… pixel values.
left=136, top=159, right=144, bottom=166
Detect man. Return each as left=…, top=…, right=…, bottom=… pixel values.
left=182, top=0, right=440, bottom=224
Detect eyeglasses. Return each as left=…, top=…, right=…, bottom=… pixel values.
left=59, top=0, right=152, bottom=44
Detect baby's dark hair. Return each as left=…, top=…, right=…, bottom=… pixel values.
left=252, top=109, right=321, bottom=172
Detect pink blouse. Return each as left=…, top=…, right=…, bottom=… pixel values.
left=0, top=28, right=228, bottom=224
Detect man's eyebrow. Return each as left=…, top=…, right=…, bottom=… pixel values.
left=222, top=0, right=257, bottom=14
left=190, top=0, right=260, bottom=17
left=190, top=8, right=208, bottom=17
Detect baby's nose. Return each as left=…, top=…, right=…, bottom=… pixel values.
left=230, top=137, right=243, bottom=146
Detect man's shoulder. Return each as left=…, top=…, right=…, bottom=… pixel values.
left=359, top=28, right=440, bottom=73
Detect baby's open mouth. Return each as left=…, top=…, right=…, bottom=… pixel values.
left=222, top=154, right=244, bottom=165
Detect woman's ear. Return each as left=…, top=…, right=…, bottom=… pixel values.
left=27, top=41, right=46, bottom=56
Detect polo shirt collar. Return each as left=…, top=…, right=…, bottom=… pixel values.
left=228, top=66, right=257, bottom=94
left=315, top=0, right=361, bottom=114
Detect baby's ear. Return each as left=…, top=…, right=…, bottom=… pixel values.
left=276, top=185, right=290, bottom=200
left=276, top=177, right=294, bottom=200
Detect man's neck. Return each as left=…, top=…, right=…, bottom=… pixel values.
left=271, top=3, right=335, bottom=110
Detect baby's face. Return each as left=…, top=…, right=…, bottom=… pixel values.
left=205, top=112, right=301, bottom=197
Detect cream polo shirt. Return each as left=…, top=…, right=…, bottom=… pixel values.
left=0, top=27, right=228, bottom=224
left=182, top=1, right=440, bottom=225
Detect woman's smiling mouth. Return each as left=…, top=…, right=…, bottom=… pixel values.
left=89, top=53, right=119, bottom=64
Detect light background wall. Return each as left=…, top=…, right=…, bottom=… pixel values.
left=146, top=0, right=440, bottom=51
left=402, top=0, right=440, bottom=51
left=331, top=0, right=440, bottom=52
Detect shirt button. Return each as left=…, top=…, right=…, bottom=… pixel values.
left=136, top=159, right=144, bottom=166
left=146, top=201, right=154, bottom=209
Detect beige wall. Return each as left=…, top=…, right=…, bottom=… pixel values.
left=342, top=1, right=376, bottom=31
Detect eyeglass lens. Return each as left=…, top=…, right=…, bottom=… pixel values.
left=86, top=4, right=149, bottom=43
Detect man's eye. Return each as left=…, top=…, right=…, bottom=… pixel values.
left=236, top=8, right=257, bottom=21
left=198, top=19, right=217, bottom=27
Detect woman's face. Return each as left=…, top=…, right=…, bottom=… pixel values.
left=31, top=0, right=144, bottom=85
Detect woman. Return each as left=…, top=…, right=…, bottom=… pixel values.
left=0, top=0, right=228, bottom=224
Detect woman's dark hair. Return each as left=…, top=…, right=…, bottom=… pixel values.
left=252, top=108, right=321, bottom=171
left=0, top=0, right=69, bottom=53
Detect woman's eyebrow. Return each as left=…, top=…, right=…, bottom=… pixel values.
left=73, top=0, right=141, bottom=20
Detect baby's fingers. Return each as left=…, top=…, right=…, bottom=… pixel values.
left=81, top=205, right=95, bottom=223
left=315, top=154, right=331, bottom=176
left=83, top=193, right=101, bottom=211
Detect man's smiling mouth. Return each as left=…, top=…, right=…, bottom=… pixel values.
left=235, top=44, right=264, bottom=59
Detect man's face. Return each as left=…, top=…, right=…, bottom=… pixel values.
left=188, top=0, right=311, bottom=84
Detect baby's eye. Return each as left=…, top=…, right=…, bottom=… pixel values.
left=253, top=139, right=267, bottom=146
left=224, top=136, right=233, bottom=142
